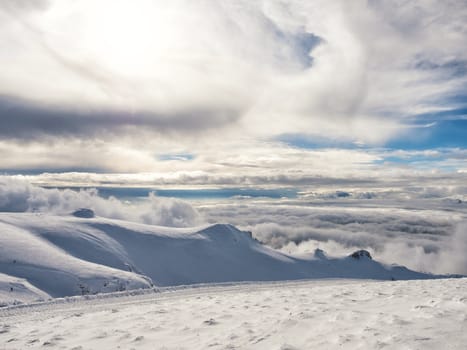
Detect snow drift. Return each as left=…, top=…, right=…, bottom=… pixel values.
left=0, top=212, right=456, bottom=305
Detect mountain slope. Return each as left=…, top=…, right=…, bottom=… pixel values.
left=0, top=272, right=50, bottom=306
left=0, top=212, right=451, bottom=304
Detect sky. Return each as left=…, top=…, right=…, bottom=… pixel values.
left=0, top=0, right=466, bottom=189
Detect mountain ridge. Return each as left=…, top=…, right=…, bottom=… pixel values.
left=0, top=212, right=460, bottom=306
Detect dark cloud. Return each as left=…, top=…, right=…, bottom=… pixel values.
left=414, top=58, right=467, bottom=78
left=0, top=95, right=241, bottom=140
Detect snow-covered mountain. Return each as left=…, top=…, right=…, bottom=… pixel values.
left=0, top=211, right=455, bottom=305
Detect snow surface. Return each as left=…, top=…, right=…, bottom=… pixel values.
left=0, top=273, right=50, bottom=307
left=0, top=278, right=466, bottom=349
left=0, top=212, right=449, bottom=305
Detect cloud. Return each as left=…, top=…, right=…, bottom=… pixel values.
left=0, top=177, right=202, bottom=227
left=0, top=0, right=465, bottom=147
left=0, top=0, right=50, bottom=12
left=1, top=1, right=466, bottom=178
left=436, top=222, right=467, bottom=275
left=0, top=0, right=321, bottom=141
left=0, top=138, right=386, bottom=179
left=0, top=95, right=240, bottom=140
left=199, top=197, right=467, bottom=275
left=3, top=142, right=467, bottom=192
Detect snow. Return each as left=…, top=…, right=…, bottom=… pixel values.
left=0, top=212, right=465, bottom=348
left=0, top=218, right=152, bottom=299
left=0, top=212, right=450, bottom=305
left=0, top=278, right=466, bottom=349
left=0, top=273, right=50, bottom=307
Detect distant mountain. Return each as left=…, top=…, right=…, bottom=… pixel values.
left=0, top=212, right=457, bottom=305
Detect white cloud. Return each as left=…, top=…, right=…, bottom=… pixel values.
left=3, top=141, right=466, bottom=192
left=199, top=197, right=467, bottom=275
left=0, top=177, right=202, bottom=227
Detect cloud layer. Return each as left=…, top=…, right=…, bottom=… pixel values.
left=199, top=196, right=467, bottom=275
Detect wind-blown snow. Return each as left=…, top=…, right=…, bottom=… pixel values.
left=1, top=278, right=466, bottom=349
left=0, top=212, right=454, bottom=306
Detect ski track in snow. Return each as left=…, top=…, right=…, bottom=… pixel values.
left=1, top=278, right=466, bottom=349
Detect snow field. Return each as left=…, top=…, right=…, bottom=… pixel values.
left=0, top=278, right=466, bottom=349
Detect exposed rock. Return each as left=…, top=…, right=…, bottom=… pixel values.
left=314, top=248, right=327, bottom=260
left=350, top=250, right=372, bottom=260
left=72, top=208, right=95, bottom=218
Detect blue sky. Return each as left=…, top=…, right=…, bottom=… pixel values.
left=388, top=119, right=467, bottom=150
left=280, top=118, right=467, bottom=151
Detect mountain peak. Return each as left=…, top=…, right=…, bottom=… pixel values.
left=349, top=250, right=372, bottom=260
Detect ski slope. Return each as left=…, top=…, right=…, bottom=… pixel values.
left=1, top=278, right=466, bottom=349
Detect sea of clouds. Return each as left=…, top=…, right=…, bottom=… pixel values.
left=198, top=198, right=467, bottom=275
